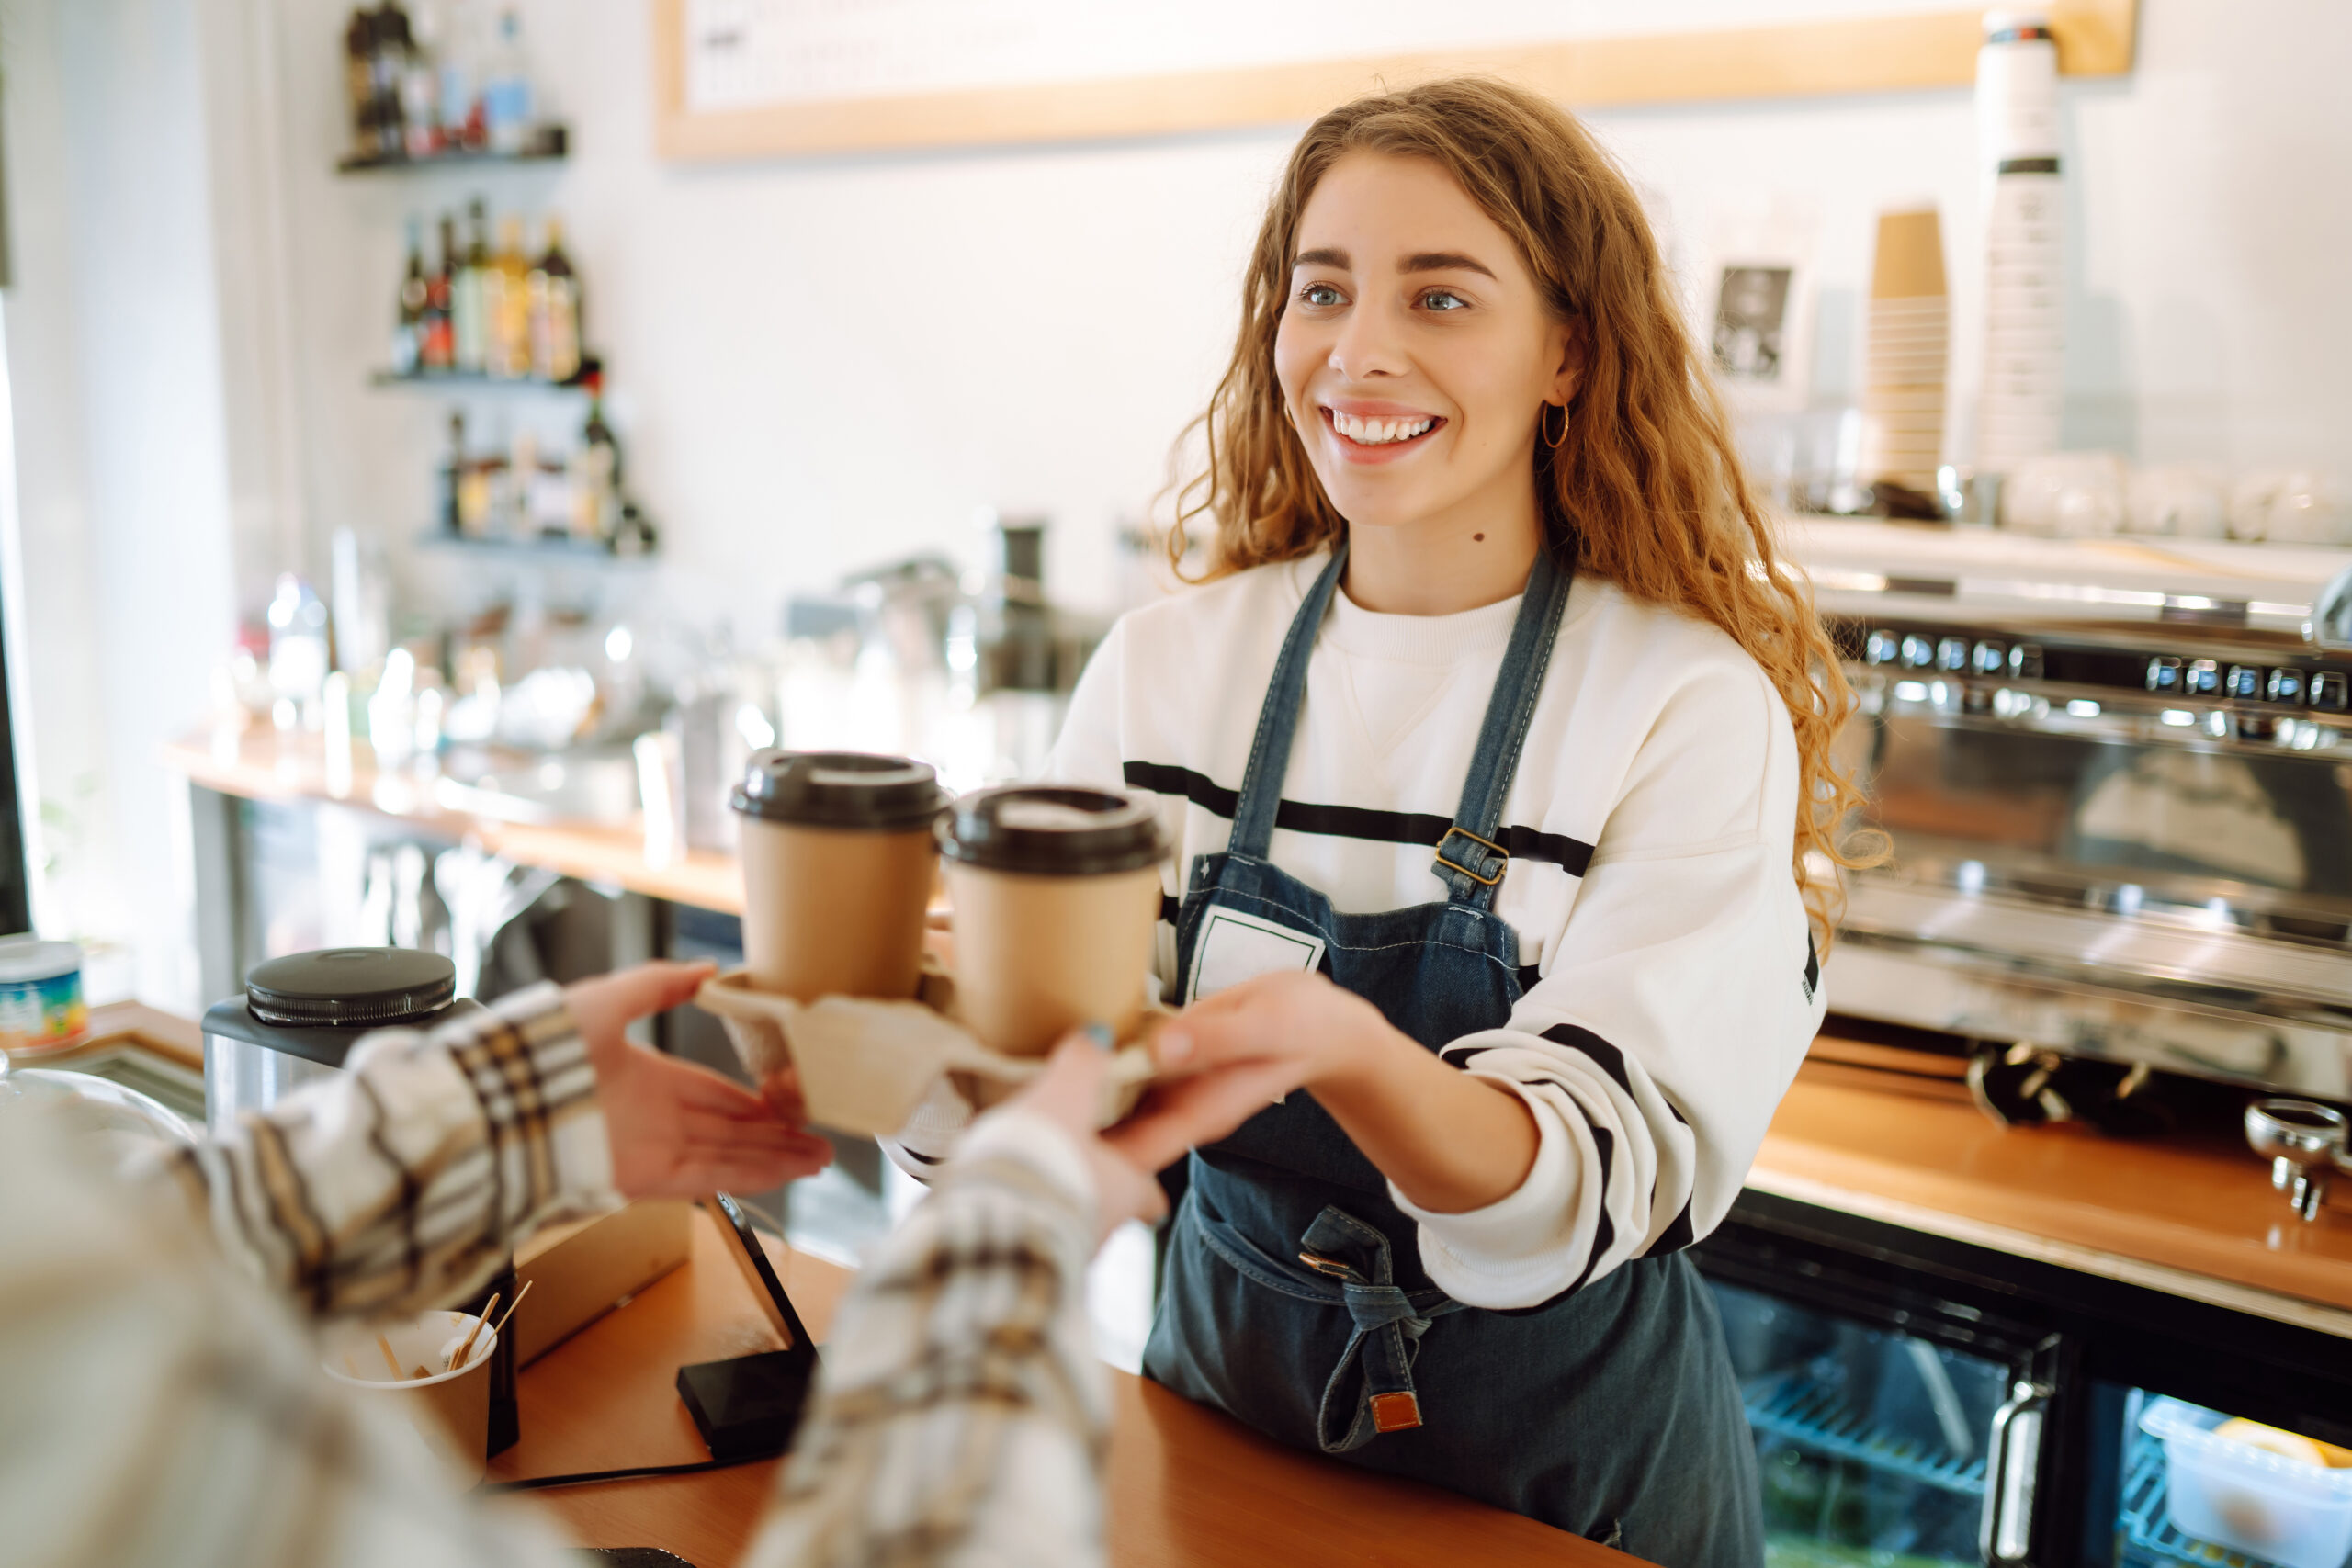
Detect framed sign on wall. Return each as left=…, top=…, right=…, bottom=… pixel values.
left=651, top=0, right=2137, bottom=162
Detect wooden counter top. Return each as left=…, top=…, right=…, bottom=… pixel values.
left=165, top=727, right=744, bottom=914
left=166, top=727, right=2352, bottom=1331
left=498, top=1207, right=1605, bottom=1567
left=1756, top=1051, right=2352, bottom=1333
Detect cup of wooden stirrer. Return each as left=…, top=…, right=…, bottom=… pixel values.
left=322, top=1307, right=503, bottom=1493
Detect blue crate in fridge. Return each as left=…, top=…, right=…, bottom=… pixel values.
left=1742, top=1370, right=1989, bottom=1498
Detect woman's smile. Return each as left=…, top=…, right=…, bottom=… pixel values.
left=1319, top=400, right=1446, bottom=464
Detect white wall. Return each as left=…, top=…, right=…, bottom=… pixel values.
left=2, top=0, right=249, bottom=1004
left=255, top=0, right=2352, bottom=635
left=8, top=0, right=2352, bottom=1000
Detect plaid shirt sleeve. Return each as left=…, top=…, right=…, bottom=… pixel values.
left=745, top=1107, right=1110, bottom=1568
left=1, top=985, right=1109, bottom=1568
left=0, top=1043, right=583, bottom=1568
left=150, top=980, right=616, bottom=1318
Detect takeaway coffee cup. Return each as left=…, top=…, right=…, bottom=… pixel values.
left=732, top=750, right=950, bottom=1001
left=936, top=785, right=1168, bottom=1057
left=322, top=1310, right=498, bottom=1494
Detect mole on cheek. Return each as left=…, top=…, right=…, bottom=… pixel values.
left=1474, top=533, right=1486, bottom=543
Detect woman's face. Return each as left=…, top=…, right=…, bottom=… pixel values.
left=1274, top=152, right=1578, bottom=540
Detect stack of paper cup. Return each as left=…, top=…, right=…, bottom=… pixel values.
left=1975, top=8, right=2064, bottom=477
left=1860, top=209, right=1950, bottom=497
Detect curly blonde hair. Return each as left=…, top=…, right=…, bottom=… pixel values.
left=1170, top=76, right=1871, bottom=944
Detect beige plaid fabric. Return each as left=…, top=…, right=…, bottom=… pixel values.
left=0, top=985, right=1108, bottom=1568
left=747, top=1109, right=1108, bottom=1568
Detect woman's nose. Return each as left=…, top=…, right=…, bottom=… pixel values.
left=1329, top=299, right=1409, bottom=380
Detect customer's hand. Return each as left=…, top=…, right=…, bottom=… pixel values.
left=1008, top=1022, right=1311, bottom=1245
left=566, top=962, right=834, bottom=1200
left=1005, top=1032, right=1172, bottom=1243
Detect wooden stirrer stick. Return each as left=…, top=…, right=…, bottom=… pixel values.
left=447, top=1292, right=499, bottom=1373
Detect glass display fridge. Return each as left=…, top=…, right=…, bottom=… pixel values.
left=1695, top=1191, right=2352, bottom=1568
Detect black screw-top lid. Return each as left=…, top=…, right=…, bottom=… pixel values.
left=730, top=750, right=950, bottom=831
left=245, top=948, right=457, bottom=1029
left=936, top=785, right=1167, bottom=875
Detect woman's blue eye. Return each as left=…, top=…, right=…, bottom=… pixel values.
left=1423, top=289, right=1467, bottom=311
left=1301, top=283, right=1345, bottom=307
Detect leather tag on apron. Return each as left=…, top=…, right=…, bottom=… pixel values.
left=1185, top=906, right=1328, bottom=1003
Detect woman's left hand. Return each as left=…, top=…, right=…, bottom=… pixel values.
left=565, top=962, right=836, bottom=1199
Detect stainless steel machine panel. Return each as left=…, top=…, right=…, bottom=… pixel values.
left=1804, top=522, right=2352, bottom=1100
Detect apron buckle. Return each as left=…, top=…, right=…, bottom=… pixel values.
left=1297, top=1250, right=1355, bottom=1280
left=1433, top=825, right=1507, bottom=886
left=1369, top=1390, right=1423, bottom=1433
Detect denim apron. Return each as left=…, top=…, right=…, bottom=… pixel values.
left=1144, top=542, right=1762, bottom=1566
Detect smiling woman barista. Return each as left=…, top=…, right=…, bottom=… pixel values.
left=1044, top=81, right=1872, bottom=1565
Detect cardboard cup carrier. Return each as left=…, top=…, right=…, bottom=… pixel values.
left=700, top=775, right=1168, bottom=1139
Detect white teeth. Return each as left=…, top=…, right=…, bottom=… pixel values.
left=1329, top=411, right=1435, bottom=445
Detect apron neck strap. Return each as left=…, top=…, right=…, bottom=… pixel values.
left=1227, top=542, right=1350, bottom=858
left=1431, top=537, right=1576, bottom=908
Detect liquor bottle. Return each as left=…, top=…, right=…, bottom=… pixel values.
left=438, top=0, right=483, bottom=151
left=391, top=218, right=428, bottom=375
left=422, top=213, right=457, bottom=370
left=345, top=10, right=379, bottom=156
left=369, top=3, right=413, bottom=158
left=490, top=215, right=532, bottom=378
left=571, top=372, right=621, bottom=540
left=441, top=411, right=468, bottom=535
left=452, top=198, right=490, bottom=373
left=400, top=1, right=441, bottom=158
left=481, top=8, right=534, bottom=155
left=526, top=217, right=581, bottom=383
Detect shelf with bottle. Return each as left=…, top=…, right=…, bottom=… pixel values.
left=342, top=1, right=548, bottom=173
left=415, top=526, right=653, bottom=562
left=371, top=354, right=600, bottom=391
left=428, top=382, right=655, bottom=561
left=338, top=125, right=566, bottom=174
left=385, top=199, right=585, bottom=386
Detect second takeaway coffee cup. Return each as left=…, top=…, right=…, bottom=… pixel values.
left=937, top=785, right=1168, bottom=1057
left=732, top=750, right=950, bottom=1001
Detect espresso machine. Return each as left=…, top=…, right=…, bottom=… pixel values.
left=1793, top=520, right=2352, bottom=1213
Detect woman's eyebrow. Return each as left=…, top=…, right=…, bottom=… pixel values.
left=1402, top=251, right=1497, bottom=278
left=1294, top=246, right=1350, bottom=269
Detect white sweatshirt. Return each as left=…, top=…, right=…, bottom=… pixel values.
left=1046, top=548, right=1826, bottom=1311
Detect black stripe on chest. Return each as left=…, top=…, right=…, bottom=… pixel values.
left=1124, top=760, right=1594, bottom=876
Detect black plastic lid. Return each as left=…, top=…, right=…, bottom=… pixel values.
left=935, top=785, right=1167, bottom=875
left=245, top=947, right=457, bottom=1029
left=730, top=750, right=949, bottom=831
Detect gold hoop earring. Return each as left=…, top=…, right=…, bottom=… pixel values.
left=1540, top=402, right=1568, bottom=449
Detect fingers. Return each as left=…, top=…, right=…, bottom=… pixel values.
left=1007, top=1029, right=1114, bottom=1138
left=1103, top=1057, right=1303, bottom=1173
left=645, top=1049, right=799, bottom=1120
left=759, top=1068, right=808, bottom=1123
left=1087, top=1156, right=1167, bottom=1241
left=657, top=1142, right=834, bottom=1198
left=570, top=960, right=720, bottom=1032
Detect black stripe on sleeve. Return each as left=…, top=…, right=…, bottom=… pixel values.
left=1643, top=1198, right=1696, bottom=1258
left=1538, top=1023, right=1632, bottom=1099
left=1803, top=931, right=1821, bottom=1001
left=1159, top=893, right=1180, bottom=926
left=1122, top=760, right=1593, bottom=874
